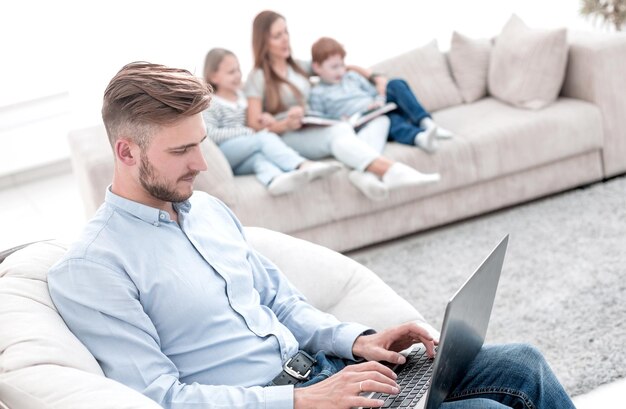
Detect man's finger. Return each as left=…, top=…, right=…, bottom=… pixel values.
left=373, top=347, right=406, bottom=365
left=421, top=338, right=437, bottom=358
left=358, top=379, right=401, bottom=395
left=405, top=325, right=435, bottom=341
left=350, top=395, right=386, bottom=408
left=346, top=361, right=397, bottom=379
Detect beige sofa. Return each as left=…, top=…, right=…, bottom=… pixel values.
left=68, top=29, right=626, bottom=253
left=0, top=228, right=435, bottom=408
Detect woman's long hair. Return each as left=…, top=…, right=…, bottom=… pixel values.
left=252, top=10, right=309, bottom=114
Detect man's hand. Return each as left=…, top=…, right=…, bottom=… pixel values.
left=352, top=322, right=438, bottom=365
left=293, top=361, right=399, bottom=409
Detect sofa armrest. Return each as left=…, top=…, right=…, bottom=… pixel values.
left=561, top=31, right=626, bottom=177
left=67, top=125, right=238, bottom=218
left=67, top=126, right=113, bottom=217
left=196, top=137, right=237, bottom=207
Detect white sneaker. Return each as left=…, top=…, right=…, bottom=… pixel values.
left=382, top=163, right=441, bottom=190
left=414, top=126, right=438, bottom=154
left=268, top=170, right=309, bottom=196
left=300, top=161, right=342, bottom=181
left=348, top=170, right=389, bottom=201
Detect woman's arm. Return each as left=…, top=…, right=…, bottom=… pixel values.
left=247, top=97, right=303, bottom=134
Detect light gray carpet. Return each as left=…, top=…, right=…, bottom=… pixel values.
left=348, top=175, right=626, bottom=397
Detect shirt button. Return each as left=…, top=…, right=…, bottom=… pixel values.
left=159, top=214, right=165, bottom=219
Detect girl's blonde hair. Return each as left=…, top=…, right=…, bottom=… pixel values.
left=203, top=48, right=235, bottom=92
left=251, top=10, right=308, bottom=114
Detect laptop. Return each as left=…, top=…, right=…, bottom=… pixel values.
left=362, top=235, right=509, bottom=409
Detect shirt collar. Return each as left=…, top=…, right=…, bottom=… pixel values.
left=105, top=187, right=192, bottom=226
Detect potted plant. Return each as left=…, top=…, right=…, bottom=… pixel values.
left=580, top=0, right=626, bottom=31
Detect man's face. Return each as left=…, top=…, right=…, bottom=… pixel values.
left=314, top=54, right=347, bottom=84
left=137, top=114, right=208, bottom=204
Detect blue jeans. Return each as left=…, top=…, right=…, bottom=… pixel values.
left=218, top=131, right=305, bottom=186
left=295, top=351, right=349, bottom=388
left=298, top=344, right=575, bottom=409
left=385, top=79, right=432, bottom=146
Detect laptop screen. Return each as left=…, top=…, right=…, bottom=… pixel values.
left=425, top=236, right=508, bottom=409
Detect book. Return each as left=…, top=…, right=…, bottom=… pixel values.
left=347, top=102, right=398, bottom=128
left=301, top=102, right=398, bottom=128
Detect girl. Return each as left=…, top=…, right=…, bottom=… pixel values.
left=244, top=10, right=440, bottom=201
left=203, top=48, right=340, bottom=196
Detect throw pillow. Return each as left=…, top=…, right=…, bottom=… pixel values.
left=448, top=31, right=492, bottom=103
left=371, top=40, right=463, bottom=112
left=488, top=14, right=568, bottom=110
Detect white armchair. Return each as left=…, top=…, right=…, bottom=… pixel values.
left=0, top=228, right=433, bottom=408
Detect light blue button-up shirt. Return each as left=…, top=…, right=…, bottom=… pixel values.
left=48, top=189, right=370, bottom=409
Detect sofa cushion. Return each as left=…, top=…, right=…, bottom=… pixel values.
left=371, top=40, right=463, bottom=112
left=432, top=97, right=604, bottom=181
left=488, top=14, right=568, bottom=110
left=232, top=134, right=479, bottom=237
left=449, top=31, right=492, bottom=103
left=0, top=241, right=104, bottom=376
left=0, top=366, right=161, bottom=409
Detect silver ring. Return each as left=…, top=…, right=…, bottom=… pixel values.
left=359, top=381, right=364, bottom=392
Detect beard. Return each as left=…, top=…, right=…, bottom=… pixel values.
left=138, top=153, right=196, bottom=203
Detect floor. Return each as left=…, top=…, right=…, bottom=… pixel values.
left=0, top=171, right=624, bottom=406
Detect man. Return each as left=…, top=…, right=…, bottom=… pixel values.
left=49, top=62, right=574, bottom=409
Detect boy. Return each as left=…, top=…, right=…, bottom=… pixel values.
left=309, top=37, right=453, bottom=154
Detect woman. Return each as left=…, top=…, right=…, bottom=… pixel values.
left=244, top=10, right=440, bottom=201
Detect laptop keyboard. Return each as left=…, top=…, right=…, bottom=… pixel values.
left=369, top=348, right=434, bottom=408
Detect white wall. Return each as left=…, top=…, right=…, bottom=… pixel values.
left=0, top=0, right=603, bottom=175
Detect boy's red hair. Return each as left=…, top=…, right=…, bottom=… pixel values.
left=311, top=37, right=346, bottom=64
